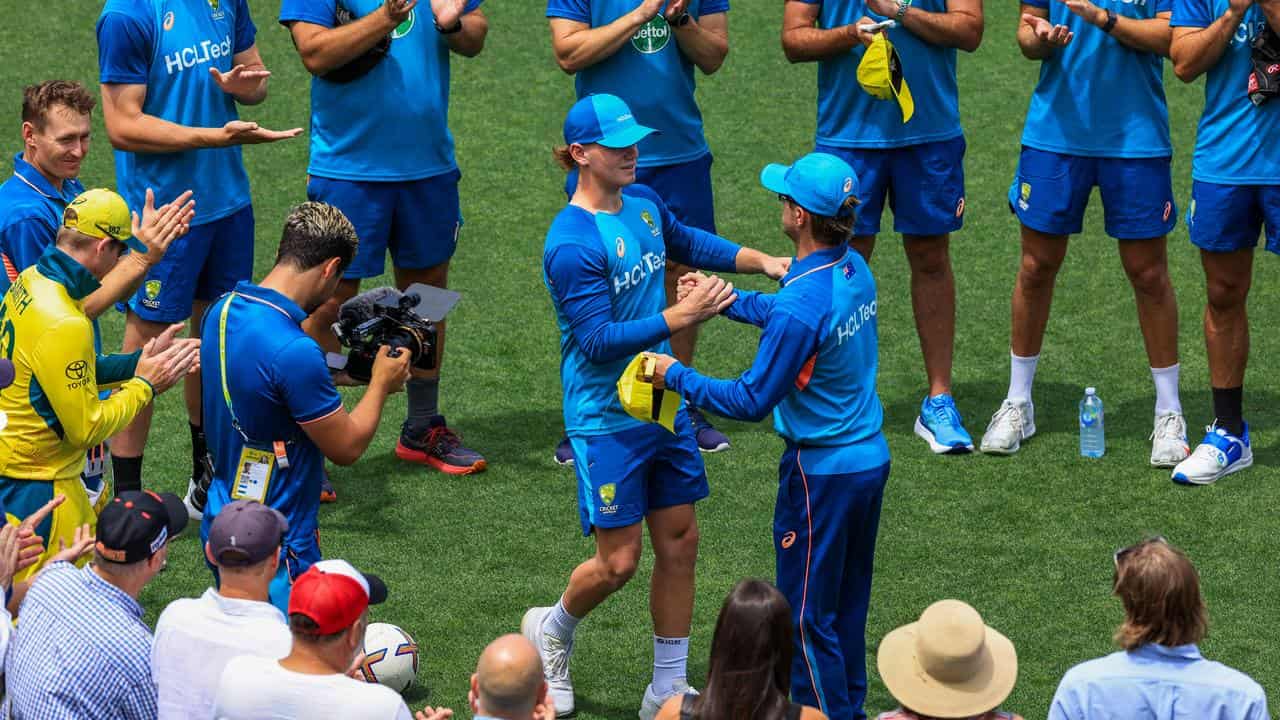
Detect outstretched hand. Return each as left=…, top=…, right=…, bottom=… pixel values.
left=1022, top=13, right=1073, bottom=46
left=209, top=64, right=271, bottom=98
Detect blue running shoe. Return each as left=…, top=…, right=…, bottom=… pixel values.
left=1172, top=422, right=1253, bottom=485
left=688, top=407, right=730, bottom=453
left=554, top=436, right=575, bottom=467
left=914, top=394, right=974, bottom=454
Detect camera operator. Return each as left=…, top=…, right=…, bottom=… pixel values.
left=199, top=201, right=410, bottom=612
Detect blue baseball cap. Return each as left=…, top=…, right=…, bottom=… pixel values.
left=760, top=153, right=861, bottom=218
left=563, top=94, right=658, bottom=149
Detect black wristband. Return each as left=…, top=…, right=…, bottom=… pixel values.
left=1102, top=9, right=1118, bottom=34
left=435, top=17, right=463, bottom=34
left=671, top=12, right=692, bottom=27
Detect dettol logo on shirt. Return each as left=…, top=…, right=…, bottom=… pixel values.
left=632, top=16, right=670, bottom=54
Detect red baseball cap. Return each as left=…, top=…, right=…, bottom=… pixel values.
left=288, top=559, right=387, bottom=635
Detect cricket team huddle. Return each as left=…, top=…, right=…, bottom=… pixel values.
left=0, top=0, right=1275, bottom=717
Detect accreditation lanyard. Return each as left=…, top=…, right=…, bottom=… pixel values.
left=217, top=292, right=295, bottom=471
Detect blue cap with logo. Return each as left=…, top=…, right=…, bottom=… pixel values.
left=563, top=94, right=659, bottom=149
left=760, top=153, right=861, bottom=218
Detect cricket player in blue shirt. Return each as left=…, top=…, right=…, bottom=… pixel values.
left=281, top=0, right=489, bottom=486
left=979, top=0, right=1189, bottom=468
left=96, top=0, right=300, bottom=509
left=522, top=94, right=789, bottom=720
left=1168, top=0, right=1280, bottom=484
left=650, top=153, right=889, bottom=720
left=546, top=0, right=734, bottom=460
left=200, top=202, right=411, bottom=612
left=782, top=0, right=981, bottom=456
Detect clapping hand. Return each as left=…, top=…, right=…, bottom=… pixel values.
left=414, top=707, right=454, bottom=720
left=131, top=188, right=196, bottom=266
left=384, top=0, right=418, bottom=23
left=47, top=524, right=94, bottom=566
left=430, top=0, right=466, bottom=29
left=1022, top=13, right=1073, bottom=46
left=219, top=120, right=303, bottom=146
left=209, top=64, right=271, bottom=98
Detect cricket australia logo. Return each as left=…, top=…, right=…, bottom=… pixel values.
left=208, top=0, right=225, bottom=20
left=632, top=15, right=670, bottom=54
left=391, top=9, right=415, bottom=39
left=598, top=483, right=619, bottom=514
left=640, top=210, right=660, bottom=237
left=142, top=280, right=162, bottom=310
left=1017, top=182, right=1031, bottom=211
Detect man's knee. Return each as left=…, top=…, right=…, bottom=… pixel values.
left=655, top=518, right=700, bottom=570
left=598, top=542, right=641, bottom=590
left=1123, top=257, right=1171, bottom=299
left=904, top=236, right=951, bottom=277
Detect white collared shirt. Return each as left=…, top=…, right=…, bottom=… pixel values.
left=151, top=587, right=292, bottom=720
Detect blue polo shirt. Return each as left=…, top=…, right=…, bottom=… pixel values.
left=545, top=0, right=729, bottom=168
left=278, top=0, right=483, bottom=181
left=199, top=281, right=342, bottom=568
left=1049, top=644, right=1269, bottom=720
left=797, top=0, right=962, bottom=149
left=0, top=154, right=85, bottom=293
left=666, top=244, right=889, bottom=471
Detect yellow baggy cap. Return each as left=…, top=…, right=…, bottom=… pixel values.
left=857, top=34, right=914, bottom=123
left=63, top=188, right=145, bottom=252
left=617, top=353, right=680, bottom=433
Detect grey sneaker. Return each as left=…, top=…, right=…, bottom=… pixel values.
left=639, top=680, right=697, bottom=720
left=979, top=400, right=1035, bottom=455
left=522, top=606, right=576, bottom=717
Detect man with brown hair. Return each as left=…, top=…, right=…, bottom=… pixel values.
left=1048, top=538, right=1268, bottom=719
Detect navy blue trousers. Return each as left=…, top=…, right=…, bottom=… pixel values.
left=774, top=447, right=889, bottom=720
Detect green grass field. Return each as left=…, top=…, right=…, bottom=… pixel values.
left=3, top=1, right=1280, bottom=717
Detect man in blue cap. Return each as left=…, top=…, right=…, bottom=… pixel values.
left=523, top=93, right=788, bottom=719
left=649, top=153, right=890, bottom=720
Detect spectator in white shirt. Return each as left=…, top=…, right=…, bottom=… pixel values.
left=152, top=499, right=293, bottom=719
left=212, top=559, right=451, bottom=720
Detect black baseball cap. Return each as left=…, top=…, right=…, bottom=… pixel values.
left=96, top=491, right=188, bottom=564
left=208, top=500, right=288, bottom=567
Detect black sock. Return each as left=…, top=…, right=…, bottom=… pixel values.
left=190, top=422, right=208, bottom=478
left=1212, top=386, right=1244, bottom=436
left=404, top=377, right=440, bottom=432
left=112, top=455, right=143, bottom=496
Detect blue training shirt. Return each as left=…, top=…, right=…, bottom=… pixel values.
left=199, top=282, right=343, bottom=568
left=1171, top=0, right=1280, bottom=183
left=0, top=154, right=85, bottom=293
left=546, top=0, right=728, bottom=168
left=96, top=0, right=255, bottom=225
left=666, top=244, right=889, bottom=471
left=1021, top=0, right=1172, bottom=158
left=798, top=0, right=962, bottom=149
left=279, top=0, right=483, bottom=181
left=544, top=183, right=741, bottom=437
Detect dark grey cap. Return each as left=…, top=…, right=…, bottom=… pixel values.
left=208, top=500, right=288, bottom=567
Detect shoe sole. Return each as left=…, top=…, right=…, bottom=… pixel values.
left=554, top=456, right=576, bottom=467
left=1172, top=453, right=1253, bottom=485
left=697, top=441, right=730, bottom=454
left=521, top=608, right=577, bottom=718
left=913, top=417, right=974, bottom=455
left=1150, top=448, right=1190, bottom=469
left=396, top=442, right=488, bottom=475
left=182, top=496, right=203, bottom=523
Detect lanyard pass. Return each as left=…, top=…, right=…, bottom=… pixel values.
left=273, top=440, right=290, bottom=469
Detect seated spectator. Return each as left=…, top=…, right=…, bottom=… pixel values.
left=213, top=559, right=450, bottom=720
left=876, top=600, right=1021, bottom=720
left=470, top=634, right=554, bottom=720
left=1048, top=538, right=1268, bottom=720
left=152, top=500, right=293, bottom=719
left=657, top=579, right=826, bottom=720
left=6, top=490, right=187, bottom=720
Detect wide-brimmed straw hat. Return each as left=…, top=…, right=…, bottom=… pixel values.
left=877, top=600, right=1018, bottom=719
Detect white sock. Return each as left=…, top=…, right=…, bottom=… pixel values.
left=1152, top=363, right=1182, bottom=416
left=543, top=597, right=581, bottom=642
left=1007, top=352, right=1040, bottom=404
left=652, top=636, right=689, bottom=692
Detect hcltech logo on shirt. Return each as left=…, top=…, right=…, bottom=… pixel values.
left=163, top=35, right=233, bottom=75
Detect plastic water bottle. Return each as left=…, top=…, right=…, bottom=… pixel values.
left=1079, top=387, right=1105, bottom=458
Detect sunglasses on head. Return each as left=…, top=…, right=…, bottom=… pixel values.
left=1113, top=535, right=1168, bottom=569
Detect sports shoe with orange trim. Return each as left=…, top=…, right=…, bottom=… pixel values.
left=396, top=415, right=487, bottom=475
left=320, top=471, right=337, bottom=503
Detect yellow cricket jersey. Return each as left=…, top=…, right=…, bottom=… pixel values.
left=0, top=247, right=153, bottom=482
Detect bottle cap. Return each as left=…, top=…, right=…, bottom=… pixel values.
left=1085, top=387, right=1096, bottom=395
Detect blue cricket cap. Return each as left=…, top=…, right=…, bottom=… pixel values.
left=563, top=94, right=658, bottom=149
left=760, top=153, right=861, bottom=218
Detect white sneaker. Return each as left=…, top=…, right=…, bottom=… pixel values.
left=979, top=400, right=1035, bottom=455
left=1172, top=422, right=1253, bottom=486
left=182, top=477, right=204, bottom=523
left=522, top=607, right=575, bottom=718
left=639, top=680, right=697, bottom=720
left=1150, top=412, right=1190, bottom=468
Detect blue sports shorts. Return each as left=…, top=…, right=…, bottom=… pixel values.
left=308, top=170, right=463, bottom=279
left=1009, top=147, right=1176, bottom=240
left=1186, top=181, right=1280, bottom=254
left=816, top=137, right=966, bottom=237
left=130, top=204, right=254, bottom=322
left=564, top=153, right=717, bottom=233
left=570, top=411, right=708, bottom=536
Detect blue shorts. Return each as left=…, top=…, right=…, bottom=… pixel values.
left=816, top=137, right=966, bottom=237
left=1009, top=147, right=1176, bottom=240
left=308, top=170, right=462, bottom=280
left=565, top=153, right=717, bottom=233
left=1187, top=181, right=1280, bottom=254
left=130, top=204, right=254, bottom=322
left=571, top=411, right=708, bottom=536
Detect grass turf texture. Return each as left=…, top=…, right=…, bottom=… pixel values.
left=4, top=1, right=1280, bottom=717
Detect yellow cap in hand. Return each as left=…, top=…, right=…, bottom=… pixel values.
left=857, top=34, right=915, bottom=123
left=617, top=353, right=680, bottom=433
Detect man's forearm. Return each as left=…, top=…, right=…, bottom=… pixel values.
left=733, top=247, right=775, bottom=275
left=290, top=13, right=399, bottom=76
left=1018, top=24, right=1056, bottom=58
left=83, top=253, right=152, bottom=319
left=1107, top=16, right=1172, bottom=56
left=105, top=111, right=222, bottom=153
left=673, top=19, right=728, bottom=73
left=445, top=12, right=487, bottom=56
left=901, top=6, right=984, bottom=51
left=342, top=385, right=390, bottom=463
left=782, top=24, right=860, bottom=62
left=551, top=12, right=651, bottom=73
left=1171, top=11, right=1244, bottom=81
